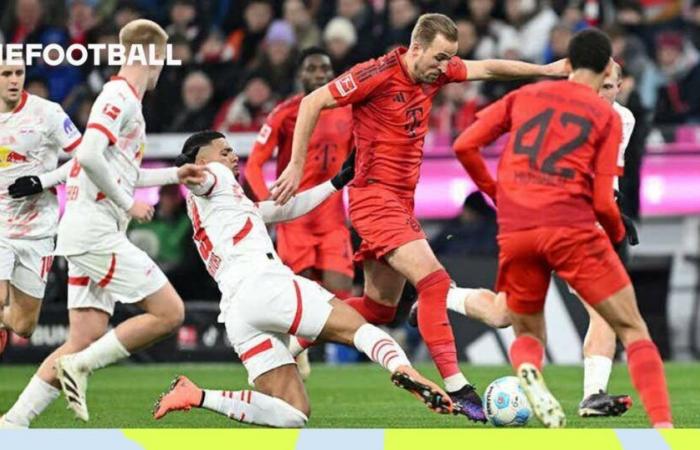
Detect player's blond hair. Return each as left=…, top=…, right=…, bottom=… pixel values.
left=411, top=13, right=458, bottom=47
left=119, top=19, right=169, bottom=53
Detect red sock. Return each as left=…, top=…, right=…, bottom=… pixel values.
left=416, top=269, right=459, bottom=379
left=343, top=295, right=397, bottom=325
left=509, top=335, right=544, bottom=371
left=627, top=339, right=672, bottom=426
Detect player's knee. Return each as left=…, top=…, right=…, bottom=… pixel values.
left=162, top=302, right=185, bottom=333
left=490, top=292, right=511, bottom=328
left=12, top=316, right=37, bottom=339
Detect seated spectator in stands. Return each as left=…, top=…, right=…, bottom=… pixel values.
left=543, top=22, right=573, bottom=63
left=196, top=29, right=235, bottom=63
left=324, top=17, right=359, bottom=73
left=380, top=0, right=420, bottom=50
left=213, top=73, right=277, bottom=132
left=166, top=71, right=217, bottom=132
left=66, top=0, right=97, bottom=46
left=431, top=191, right=498, bottom=258
left=284, top=0, right=321, bottom=49
left=251, top=20, right=298, bottom=97
left=455, top=19, right=478, bottom=59
left=166, top=0, right=202, bottom=48
left=336, top=0, right=377, bottom=61
left=504, top=0, right=558, bottom=63
left=114, top=1, right=144, bottom=29
left=652, top=32, right=700, bottom=124
left=227, top=0, right=274, bottom=67
left=468, top=0, right=519, bottom=59
left=24, top=77, right=49, bottom=99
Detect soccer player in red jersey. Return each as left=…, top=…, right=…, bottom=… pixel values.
left=452, top=29, right=672, bottom=428
left=271, top=13, right=567, bottom=422
left=245, top=47, right=354, bottom=303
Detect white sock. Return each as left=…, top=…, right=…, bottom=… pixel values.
left=447, top=287, right=477, bottom=316
left=4, top=375, right=60, bottom=427
left=70, top=330, right=130, bottom=372
left=352, top=323, right=411, bottom=372
left=202, top=389, right=308, bottom=427
left=288, top=337, right=304, bottom=358
left=583, top=355, right=613, bottom=399
left=444, top=373, right=469, bottom=392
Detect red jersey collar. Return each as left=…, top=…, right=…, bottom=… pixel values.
left=11, top=91, right=29, bottom=114
left=110, top=76, right=141, bottom=101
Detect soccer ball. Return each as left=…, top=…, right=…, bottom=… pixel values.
left=483, top=376, right=532, bottom=427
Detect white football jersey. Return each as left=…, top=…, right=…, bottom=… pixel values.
left=613, top=101, right=635, bottom=189
left=0, top=92, right=81, bottom=239
left=185, top=162, right=292, bottom=312
left=56, top=77, right=146, bottom=255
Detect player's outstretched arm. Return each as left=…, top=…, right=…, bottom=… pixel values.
left=464, top=58, right=568, bottom=81
left=8, top=160, right=73, bottom=198
left=271, top=85, right=338, bottom=205
left=136, top=165, right=206, bottom=188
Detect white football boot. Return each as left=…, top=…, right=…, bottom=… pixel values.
left=55, top=355, right=90, bottom=421
left=517, top=363, right=566, bottom=428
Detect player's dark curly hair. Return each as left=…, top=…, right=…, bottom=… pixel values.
left=297, top=46, right=331, bottom=68
left=568, top=28, right=612, bottom=74
left=175, top=130, right=225, bottom=167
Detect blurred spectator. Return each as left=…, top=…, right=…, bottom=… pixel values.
left=227, top=0, right=274, bottom=67
left=652, top=32, right=700, bottom=124
left=504, top=0, right=558, bottom=63
left=468, top=0, right=519, bottom=59
left=284, top=0, right=322, bottom=49
left=66, top=0, right=98, bottom=46
left=113, top=1, right=144, bottom=29
left=689, top=0, right=700, bottom=50
left=4, top=0, right=68, bottom=45
left=429, top=82, right=483, bottom=147
left=84, top=25, right=120, bottom=95
left=380, top=0, right=420, bottom=51
left=324, top=17, right=359, bottom=73
left=251, top=20, right=298, bottom=97
left=166, top=71, right=217, bottom=132
left=196, top=29, right=235, bottom=63
left=431, top=191, right=498, bottom=257
left=213, top=73, right=277, bottom=132
left=25, top=77, right=49, bottom=98
left=456, top=19, right=478, bottom=59
left=336, top=0, right=377, bottom=61
left=165, top=0, right=202, bottom=48
left=73, top=95, right=96, bottom=129
left=543, top=22, right=573, bottom=63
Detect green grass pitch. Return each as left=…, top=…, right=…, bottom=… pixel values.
left=1, top=362, right=698, bottom=428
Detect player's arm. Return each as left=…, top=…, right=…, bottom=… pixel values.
left=261, top=149, right=354, bottom=224
left=592, top=114, right=626, bottom=245
left=452, top=97, right=512, bottom=201
left=270, top=86, right=338, bottom=204
left=136, top=165, right=206, bottom=188
left=8, top=160, right=72, bottom=198
left=463, top=58, right=568, bottom=81
left=245, top=116, right=282, bottom=201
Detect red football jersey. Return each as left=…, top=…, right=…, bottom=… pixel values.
left=328, top=47, right=467, bottom=196
left=245, top=94, right=353, bottom=233
left=475, top=80, right=622, bottom=232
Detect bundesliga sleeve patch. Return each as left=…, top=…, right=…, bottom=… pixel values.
left=334, top=73, right=357, bottom=97
left=257, top=124, right=272, bottom=144
left=102, top=103, right=121, bottom=120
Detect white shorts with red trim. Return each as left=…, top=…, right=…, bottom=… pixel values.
left=221, top=269, right=334, bottom=384
left=0, top=236, right=54, bottom=299
left=66, top=239, right=167, bottom=316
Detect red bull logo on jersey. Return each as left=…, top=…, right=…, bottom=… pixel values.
left=0, top=146, right=27, bottom=168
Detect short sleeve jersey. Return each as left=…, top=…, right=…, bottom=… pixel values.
left=249, top=94, right=353, bottom=232
left=0, top=92, right=81, bottom=239
left=186, top=162, right=292, bottom=314
left=56, top=77, right=147, bottom=255
left=475, top=80, right=622, bottom=232
left=327, top=47, right=467, bottom=196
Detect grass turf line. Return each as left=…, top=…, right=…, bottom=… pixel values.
left=0, top=363, right=697, bottom=428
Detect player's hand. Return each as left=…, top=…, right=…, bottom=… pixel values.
left=622, top=213, right=639, bottom=246
left=330, top=149, right=356, bottom=189
left=8, top=175, right=43, bottom=198
left=128, top=201, right=155, bottom=223
left=270, top=163, right=302, bottom=205
left=176, top=163, right=206, bottom=186
left=543, top=59, right=569, bottom=78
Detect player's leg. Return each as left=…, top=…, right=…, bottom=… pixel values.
left=1, top=308, right=109, bottom=428
left=589, top=285, right=672, bottom=427
left=0, top=279, right=9, bottom=357
left=342, top=259, right=405, bottom=324
left=578, top=298, right=632, bottom=417
left=409, top=287, right=510, bottom=329
left=1, top=286, right=42, bottom=338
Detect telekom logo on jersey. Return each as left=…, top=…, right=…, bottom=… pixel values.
left=1, top=44, right=182, bottom=67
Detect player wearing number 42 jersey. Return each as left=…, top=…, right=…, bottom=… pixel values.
left=271, top=13, right=568, bottom=422
left=452, top=29, right=672, bottom=428
left=151, top=131, right=453, bottom=427
left=0, top=60, right=82, bottom=357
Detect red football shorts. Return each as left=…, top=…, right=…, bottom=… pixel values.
left=496, top=226, right=631, bottom=314
left=348, top=185, right=426, bottom=262
left=276, top=224, right=354, bottom=278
